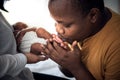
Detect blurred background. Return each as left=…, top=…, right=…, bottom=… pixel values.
left=104, top=0, right=120, bottom=14
left=2, top=0, right=120, bottom=34
left=2, top=0, right=56, bottom=33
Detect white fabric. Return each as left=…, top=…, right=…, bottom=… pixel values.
left=20, top=31, right=75, bottom=80
left=20, top=31, right=46, bottom=53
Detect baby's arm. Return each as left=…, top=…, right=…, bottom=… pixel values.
left=30, top=28, right=52, bottom=54
left=16, top=28, right=36, bottom=52
left=36, top=28, right=52, bottom=39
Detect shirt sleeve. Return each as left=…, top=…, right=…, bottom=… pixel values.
left=0, top=53, right=27, bottom=78
left=104, top=43, right=120, bottom=80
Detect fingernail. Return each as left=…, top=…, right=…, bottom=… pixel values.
left=41, top=44, right=46, bottom=50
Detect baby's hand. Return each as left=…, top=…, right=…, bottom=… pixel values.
left=52, top=34, right=82, bottom=51
left=51, top=34, right=72, bottom=50
left=30, top=43, right=44, bottom=55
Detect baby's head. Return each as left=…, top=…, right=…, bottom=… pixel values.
left=13, top=22, right=28, bottom=36
left=13, top=22, right=28, bottom=30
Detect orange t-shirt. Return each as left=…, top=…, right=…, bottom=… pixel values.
left=81, top=10, right=120, bottom=80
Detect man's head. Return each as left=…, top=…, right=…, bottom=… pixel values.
left=48, top=0, right=105, bottom=43
left=0, top=0, right=9, bottom=12
left=49, top=0, right=104, bottom=18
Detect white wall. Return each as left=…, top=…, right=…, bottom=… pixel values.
left=3, top=0, right=56, bottom=33
left=104, top=0, right=120, bottom=13
left=2, top=0, right=120, bottom=33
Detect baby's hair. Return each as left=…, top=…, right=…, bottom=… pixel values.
left=13, top=22, right=28, bottom=30
left=49, top=0, right=105, bottom=16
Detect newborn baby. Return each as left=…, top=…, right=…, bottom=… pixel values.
left=13, top=22, right=52, bottom=54
left=13, top=22, right=52, bottom=53
left=29, top=28, right=52, bottom=54
left=13, top=22, right=37, bottom=52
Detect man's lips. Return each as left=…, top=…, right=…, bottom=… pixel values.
left=57, top=34, right=73, bottom=44
left=57, top=34, right=66, bottom=42
left=52, top=34, right=63, bottom=43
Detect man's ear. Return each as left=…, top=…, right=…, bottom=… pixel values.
left=88, top=8, right=99, bottom=23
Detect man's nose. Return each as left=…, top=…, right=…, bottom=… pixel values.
left=55, top=23, right=64, bottom=34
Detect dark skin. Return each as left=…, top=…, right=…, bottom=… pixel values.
left=16, top=28, right=48, bottom=64
left=41, top=0, right=112, bottom=80
left=30, top=28, right=52, bottom=55
left=16, top=28, right=37, bottom=50
left=17, top=28, right=49, bottom=63
left=13, top=22, right=37, bottom=52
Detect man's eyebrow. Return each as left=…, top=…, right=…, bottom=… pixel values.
left=57, top=20, right=73, bottom=25
left=57, top=20, right=67, bottom=24
left=57, top=20, right=63, bottom=23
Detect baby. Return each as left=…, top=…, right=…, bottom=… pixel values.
left=13, top=22, right=37, bottom=52
left=13, top=22, right=52, bottom=53
left=13, top=22, right=28, bottom=37
left=30, top=27, right=52, bottom=54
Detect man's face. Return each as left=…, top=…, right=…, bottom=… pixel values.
left=49, top=1, right=93, bottom=43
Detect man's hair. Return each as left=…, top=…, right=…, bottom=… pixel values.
left=49, top=0, right=105, bottom=15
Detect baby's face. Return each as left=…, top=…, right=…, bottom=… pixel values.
left=49, top=0, right=92, bottom=43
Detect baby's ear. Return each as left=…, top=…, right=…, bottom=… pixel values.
left=36, top=28, right=52, bottom=39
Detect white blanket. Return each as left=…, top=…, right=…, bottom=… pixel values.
left=20, top=31, right=75, bottom=80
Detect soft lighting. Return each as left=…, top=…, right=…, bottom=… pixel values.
left=3, top=0, right=56, bottom=33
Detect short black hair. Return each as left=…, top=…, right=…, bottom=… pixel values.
left=49, top=0, right=105, bottom=15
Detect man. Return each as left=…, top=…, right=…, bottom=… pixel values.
left=41, top=0, right=120, bottom=80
